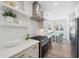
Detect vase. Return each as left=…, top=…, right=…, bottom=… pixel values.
left=6, top=17, right=16, bottom=23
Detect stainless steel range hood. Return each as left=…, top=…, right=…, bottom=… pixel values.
left=30, top=1, right=45, bottom=21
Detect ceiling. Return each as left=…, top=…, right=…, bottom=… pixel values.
left=38, top=1, right=79, bottom=20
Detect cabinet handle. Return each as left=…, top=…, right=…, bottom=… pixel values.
left=33, top=46, right=36, bottom=49
left=19, top=53, right=25, bottom=58
left=29, top=55, right=32, bottom=58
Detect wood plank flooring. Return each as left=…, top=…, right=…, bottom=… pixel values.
left=44, top=41, right=73, bottom=58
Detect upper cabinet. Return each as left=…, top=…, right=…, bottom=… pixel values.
left=30, top=1, right=45, bottom=21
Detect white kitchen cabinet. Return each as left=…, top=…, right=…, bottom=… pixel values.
left=14, top=43, right=39, bottom=58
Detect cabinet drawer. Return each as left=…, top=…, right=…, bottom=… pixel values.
left=24, top=43, right=39, bottom=54
left=22, top=43, right=39, bottom=58
left=22, top=49, right=39, bottom=58
left=22, top=52, right=34, bottom=58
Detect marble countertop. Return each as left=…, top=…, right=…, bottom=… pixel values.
left=0, top=39, right=39, bottom=58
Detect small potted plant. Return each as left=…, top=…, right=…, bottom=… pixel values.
left=2, top=9, right=17, bottom=23
left=26, top=34, right=30, bottom=40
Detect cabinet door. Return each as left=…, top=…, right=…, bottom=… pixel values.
left=22, top=43, right=39, bottom=58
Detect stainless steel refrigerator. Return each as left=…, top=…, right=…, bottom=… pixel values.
left=69, top=18, right=78, bottom=58
left=76, top=18, right=79, bottom=58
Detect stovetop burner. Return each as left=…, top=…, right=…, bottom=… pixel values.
left=30, top=35, right=49, bottom=46
left=30, top=36, right=47, bottom=41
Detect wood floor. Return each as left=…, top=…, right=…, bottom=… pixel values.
left=44, top=41, right=73, bottom=58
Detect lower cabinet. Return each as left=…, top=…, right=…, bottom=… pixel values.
left=13, top=43, right=39, bottom=58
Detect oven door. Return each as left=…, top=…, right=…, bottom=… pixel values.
left=42, top=41, right=49, bottom=57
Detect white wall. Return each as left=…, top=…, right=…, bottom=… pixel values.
left=28, top=20, right=40, bottom=36
left=23, top=1, right=33, bottom=16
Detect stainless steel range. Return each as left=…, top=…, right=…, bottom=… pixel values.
left=31, top=35, right=50, bottom=58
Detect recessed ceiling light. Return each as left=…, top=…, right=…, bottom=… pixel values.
left=54, top=2, right=58, bottom=7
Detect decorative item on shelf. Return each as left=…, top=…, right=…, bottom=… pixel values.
left=17, top=20, right=27, bottom=25
left=2, top=9, right=17, bottom=23
left=4, top=1, right=17, bottom=8
left=23, top=22, right=27, bottom=24
left=25, top=34, right=30, bottom=40
left=18, top=20, right=23, bottom=24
